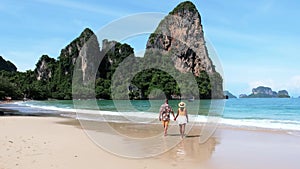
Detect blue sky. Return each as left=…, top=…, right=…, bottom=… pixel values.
left=0, top=0, right=300, bottom=96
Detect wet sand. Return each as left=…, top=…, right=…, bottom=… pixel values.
left=0, top=116, right=300, bottom=169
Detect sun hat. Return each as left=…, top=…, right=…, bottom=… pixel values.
left=178, top=101, right=186, bottom=108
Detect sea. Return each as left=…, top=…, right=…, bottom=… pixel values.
left=1, top=98, right=300, bottom=134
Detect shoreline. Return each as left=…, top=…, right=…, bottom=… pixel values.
left=1, top=101, right=300, bottom=135
left=1, top=116, right=300, bottom=169
left=1, top=104, right=300, bottom=136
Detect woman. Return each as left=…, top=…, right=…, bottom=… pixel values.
left=175, top=101, right=188, bottom=138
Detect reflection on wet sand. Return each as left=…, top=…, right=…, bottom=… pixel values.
left=59, top=119, right=219, bottom=163
left=160, top=126, right=218, bottom=164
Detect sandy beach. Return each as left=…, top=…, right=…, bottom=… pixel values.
left=0, top=116, right=300, bottom=169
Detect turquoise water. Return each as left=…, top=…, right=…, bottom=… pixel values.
left=19, top=99, right=214, bottom=115
left=224, top=98, right=300, bottom=121
left=15, top=98, right=300, bottom=131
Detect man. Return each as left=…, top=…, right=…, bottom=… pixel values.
left=159, top=99, right=175, bottom=136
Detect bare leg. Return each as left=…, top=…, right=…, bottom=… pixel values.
left=164, top=124, right=168, bottom=136
left=179, top=124, right=183, bottom=138
left=182, top=124, right=186, bottom=138
left=163, top=121, right=169, bottom=136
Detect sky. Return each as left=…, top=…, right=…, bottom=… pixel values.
left=0, top=0, right=300, bottom=97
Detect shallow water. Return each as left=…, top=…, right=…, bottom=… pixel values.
left=3, top=98, right=300, bottom=131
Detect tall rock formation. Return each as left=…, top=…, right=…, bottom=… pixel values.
left=145, top=1, right=223, bottom=98
left=35, top=55, right=56, bottom=81
left=32, top=28, right=102, bottom=99
left=100, top=39, right=134, bottom=79
left=58, top=28, right=101, bottom=83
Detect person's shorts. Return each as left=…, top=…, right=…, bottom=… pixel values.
left=162, top=120, right=169, bottom=126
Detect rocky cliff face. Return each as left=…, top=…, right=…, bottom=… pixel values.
left=146, top=1, right=214, bottom=76
left=35, top=55, right=56, bottom=81
left=145, top=1, right=223, bottom=98
left=30, top=27, right=135, bottom=99
left=34, top=28, right=101, bottom=84
left=59, top=28, right=101, bottom=83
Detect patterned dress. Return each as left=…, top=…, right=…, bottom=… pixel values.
left=160, top=103, right=172, bottom=121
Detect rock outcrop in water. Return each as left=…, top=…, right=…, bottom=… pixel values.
left=145, top=1, right=223, bottom=98
left=277, top=90, right=290, bottom=98
left=240, top=86, right=290, bottom=98
left=224, top=91, right=237, bottom=99
left=252, top=86, right=277, bottom=97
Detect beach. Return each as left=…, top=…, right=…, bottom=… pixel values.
left=1, top=115, right=300, bottom=169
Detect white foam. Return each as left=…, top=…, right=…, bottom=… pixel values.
left=219, top=118, right=300, bottom=131
left=13, top=101, right=300, bottom=131
left=15, top=102, right=76, bottom=112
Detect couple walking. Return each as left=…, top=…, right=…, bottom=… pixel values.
left=158, top=99, right=188, bottom=138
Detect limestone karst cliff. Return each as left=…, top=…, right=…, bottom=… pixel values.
left=35, top=55, right=56, bottom=81
left=145, top=1, right=223, bottom=98
left=0, top=1, right=224, bottom=100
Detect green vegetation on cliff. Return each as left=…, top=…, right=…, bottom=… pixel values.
left=169, top=1, right=198, bottom=15
left=0, top=27, right=220, bottom=100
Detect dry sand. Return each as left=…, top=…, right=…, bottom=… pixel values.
left=0, top=116, right=300, bottom=169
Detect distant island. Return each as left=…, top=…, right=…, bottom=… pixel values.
left=239, top=86, right=290, bottom=98
left=223, top=90, right=237, bottom=99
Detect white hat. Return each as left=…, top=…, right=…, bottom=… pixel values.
left=178, top=101, right=186, bottom=108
